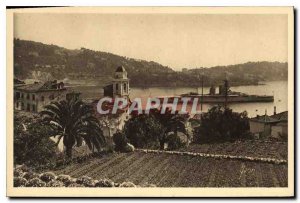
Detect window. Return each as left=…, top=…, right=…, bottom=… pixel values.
left=49, top=94, right=54, bottom=100
left=32, top=104, right=36, bottom=112
left=41, top=96, right=44, bottom=101
left=21, top=102, right=24, bottom=110
left=16, top=102, right=19, bottom=108
left=26, top=94, right=30, bottom=100
left=124, top=83, right=127, bottom=92
left=116, top=83, right=119, bottom=90
left=21, top=93, right=24, bottom=99
left=16, top=92, right=20, bottom=99
left=27, top=104, right=30, bottom=111
left=32, top=94, right=35, bottom=101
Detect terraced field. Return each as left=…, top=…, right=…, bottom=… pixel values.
left=184, top=141, right=287, bottom=160
left=53, top=150, right=288, bottom=187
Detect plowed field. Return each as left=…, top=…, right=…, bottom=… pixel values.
left=53, top=150, right=287, bottom=187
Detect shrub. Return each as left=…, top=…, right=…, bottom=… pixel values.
left=76, top=176, right=95, bottom=187
left=119, top=181, right=136, bottom=187
left=13, top=168, right=24, bottom=178
left=95, top=179, right=114, bottom=187
left=46, top=180, right=64, bottom=187
left=193, top=106, right=251, bottom=144
left=113, top=132, right=128, bottom=152
left=22, top=172, right=39, bottom=180
left=166, top=134, right=185, bottom=150
left=67, top=182, right=83, bottom=187
left=123, top=114, right=163, bottom=149
left=14, top=114, right=58, bottom=168
left=63, top=178, right=77, bottom=186
left=14, top=177, right=28, bottom=187
left=25, top=178, right=46, bottom=187
left=39, top=172, right=56, bottom=182
left=56, top=174, right=71, bottom=184
left=278, top=132, right=288, bottom=142
left=15, top=165, right=29, bottom=173
left=124, top=143, right=135, bottom=152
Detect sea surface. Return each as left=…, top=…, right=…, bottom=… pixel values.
left=68, top=80, right=288, bottom=118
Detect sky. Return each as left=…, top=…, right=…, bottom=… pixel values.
left=14, top=13, right=288, bottom=70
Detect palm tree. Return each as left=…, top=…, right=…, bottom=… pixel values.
left=150, top=108, right=189, bottom=149
left=40, top=98, right=106, bottom=159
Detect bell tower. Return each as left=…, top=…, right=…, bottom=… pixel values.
left=112, top=66, right=129, bottom=98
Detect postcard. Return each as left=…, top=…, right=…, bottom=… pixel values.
left=6, top=6, right=294, bottom=197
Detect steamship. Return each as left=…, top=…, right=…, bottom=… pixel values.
left=159, top=80, right=274, bottom=104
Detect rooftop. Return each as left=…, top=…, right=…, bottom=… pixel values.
left=250, top=111, right=288, bottom=123
left=15, top=80, right=66, bottom=92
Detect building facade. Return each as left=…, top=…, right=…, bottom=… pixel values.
left=14, top=80, right=68, bottom=113
left=249, top=111, right=288, bottom=140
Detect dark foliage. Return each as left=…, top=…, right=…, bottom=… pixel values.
left=41, top=98, right=106, bottom=159
left=14, top=113, right=57, bottom=168
left=193, top=106, right=251, bottom=144
left=122, top=108, right=189, bottom=150
left=150, top=108, right=189, bottom=149
left=95, top=179, right=114, bottom=187
left=112, top=131, right=128, bottom=152
left=123, top=114, right=163, bottom=149
left=166, top=133, right=185, bottom=150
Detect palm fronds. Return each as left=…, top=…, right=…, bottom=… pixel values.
left=40, top=98, right=106, bottom=158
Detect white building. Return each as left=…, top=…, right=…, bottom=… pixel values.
left=14, top=80, right=67, bottom=113
left=97, top=66, right=131, bottom=138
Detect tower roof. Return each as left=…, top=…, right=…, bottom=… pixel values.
left=116, top=66, right=126, bottom=72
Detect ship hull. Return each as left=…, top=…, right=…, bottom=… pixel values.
left=190, top=95, right=274, bottom=103
left=160, top=95, right=274, bottom=104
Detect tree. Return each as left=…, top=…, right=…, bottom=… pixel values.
left=113, top=131, right=128, bottom=152
left=193, top=105, right=251, bottom=144
left=14, top=113, right=57, bottom=168
left=166, top=133, right=185, bottom=150
left=123, top=114, right=163, bottom=149
left=123, top=108, right=189, bottom=150
left=41, top=98, right=106, bottom=159
left=150, top=108, right=189, bottom=149
left=92, top=99, right=126, bottom=138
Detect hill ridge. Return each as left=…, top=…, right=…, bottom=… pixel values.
left=14, top=39, right=288, bottom=87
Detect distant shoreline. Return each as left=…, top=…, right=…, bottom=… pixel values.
left=62, top=80, right=287, bottom=89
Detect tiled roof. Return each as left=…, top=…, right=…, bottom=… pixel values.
left=250, top=111, right=288, bottom=123
left=15, top=81, right=66, bottom=92
left=15, top=83, right=45, bottom=92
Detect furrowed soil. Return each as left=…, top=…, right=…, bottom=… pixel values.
left=53, top=141, right=287, bottom=187
left=184, top=140, right=287, bottom=160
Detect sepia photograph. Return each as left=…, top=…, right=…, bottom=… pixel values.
left=6, top=7, right=294, bottom=197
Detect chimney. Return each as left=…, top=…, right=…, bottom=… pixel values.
left=274, top=106, right=277, bottom=115
left=264, top=109, right=267, bottom=122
